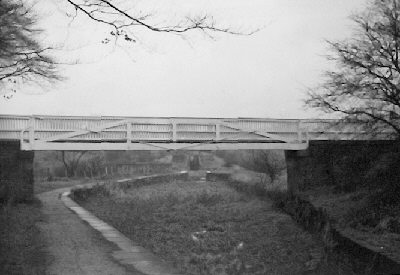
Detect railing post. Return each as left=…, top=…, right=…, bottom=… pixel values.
left=297, top=120, right=302, bottom=142
left=216, top=124, right=221, bottom=141
left=305, top=130, right=309, bottom=145
left=29, top=116, right=35, bottom=149
left=127, top=122, right=132, bottom=148
left=172, top=120, right=177, bottom=142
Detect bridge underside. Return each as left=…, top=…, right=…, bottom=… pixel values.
left=22, top=141, right=308, bottom=151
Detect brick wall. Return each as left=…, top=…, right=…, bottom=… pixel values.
left=0, top=141, right=34, bottom=203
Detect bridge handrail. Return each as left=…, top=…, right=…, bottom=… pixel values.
left=0, top=114, right=395, bottom=151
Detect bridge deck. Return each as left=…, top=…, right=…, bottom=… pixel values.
left=0, top=114, right=380, bottom=151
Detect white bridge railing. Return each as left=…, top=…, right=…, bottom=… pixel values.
left=0, top=114, right=384, bottom=151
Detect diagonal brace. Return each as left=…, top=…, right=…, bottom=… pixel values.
left=40, top=119, right=133, bottom=142
left=219, top=121, right=303, bottom=143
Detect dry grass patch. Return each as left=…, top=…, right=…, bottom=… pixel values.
left=75, top=180, right=327, bottom=274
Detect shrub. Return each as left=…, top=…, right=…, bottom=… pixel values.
left=70, top=184, right=110, bottom=201
left=243, top=150, right=286, bottom=183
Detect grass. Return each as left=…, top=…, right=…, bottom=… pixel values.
left=301, top=185, right=400, bottom=269
left=74, top=180, right=331, bottom=275
left=0, top=199, right=47, bottom=275
left=302, top=185, right=400, bottom=231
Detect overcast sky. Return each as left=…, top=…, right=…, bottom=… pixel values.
left=0, top=0, right=367, bottom=118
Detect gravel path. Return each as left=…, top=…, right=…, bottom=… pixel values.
left=36, top=188, right=142, bottom=275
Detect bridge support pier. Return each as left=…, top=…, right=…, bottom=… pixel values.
left=285, top=150, right=309, bottom=194
left=285, top=145, right=333, bottom=194
left=0, top=141, right=34, bottom=203
left=285, top=140, right=400, bottom=194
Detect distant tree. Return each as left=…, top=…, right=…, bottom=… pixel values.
left=104, top=151, right=127, bottom=163
left=0, top=0, right=60, bottom=98
left=246, top=151, right=286, bottom=183
left=80, top=152, right=105, bottom=178
left=216, top=150, right=244, bottom=168
left=57, top=151, right=87, bottom=177
left=306, top=0, right=400, bottom=137
left=63, top=0, right=255, bottom=44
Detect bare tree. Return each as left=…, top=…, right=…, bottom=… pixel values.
left=80, top=152, right=105, bottom=178
left=63, top=0, right=256, bottom=44
left=247, top=150, right=286, bottom=184
left=306, top=0, right=400, bottom=137
left=57, top=151, right=87, bottom=177
left=0, top=0, right=61, bottom=98
left=1, top=1, right=255, bottom=98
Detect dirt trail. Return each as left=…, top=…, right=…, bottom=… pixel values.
left=36, top=188, right=141, bottom=275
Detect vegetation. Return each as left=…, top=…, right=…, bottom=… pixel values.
left=216, top=150, right=248, bottom=168
left=57, top=151, right=107, bottom=178
left=344, top=151, right=400, bottom=231
left=300, top=146, right=400, bottom=233
left=1, top=0, right=251, bottom=99
left=216, top=150, right=286, bottom=186
left=0, top=200, right=47, bottom=275
left=34, top=178, right=93, bottom=194
left=306, top=0, right=400, bottom=137
left=62, top=0, right=253, bottom=45
left=58, top=151, right=88, bottom=178
left=243, top=151, right=286, bottom=183
left=73, top=180, right=351, bottom=274
left=0, top=0, right=60, bottom=98
left=34, top=150, right=178, bottom=179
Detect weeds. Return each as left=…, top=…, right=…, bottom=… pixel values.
left=74, top=180, right=325, bottom=275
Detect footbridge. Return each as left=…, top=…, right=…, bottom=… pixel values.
left=0, top=114, right=397, bottom=201
left=0, top=114, right=383, bottom=151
